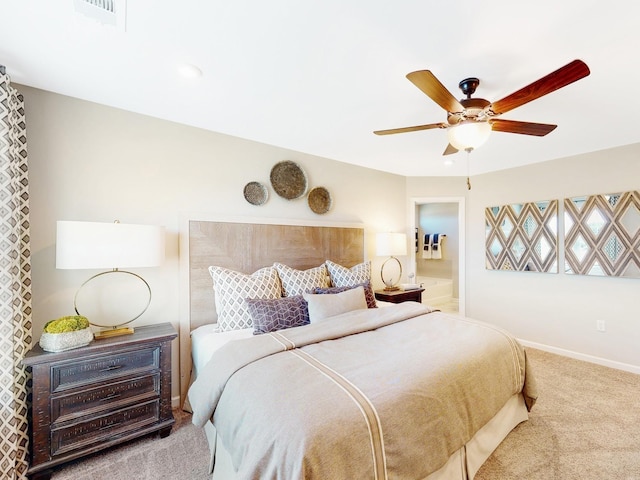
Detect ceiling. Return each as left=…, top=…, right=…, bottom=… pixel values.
left=2, top=1, right=639, bottom=177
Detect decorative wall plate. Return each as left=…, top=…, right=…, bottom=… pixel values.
left=270, top=160, right=307, bottom=199
left=308, top=186, right=332, bottom=214
left=243, top=181, right=268, bottom=206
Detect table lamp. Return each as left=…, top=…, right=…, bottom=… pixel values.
left=56, top=220, right=165, bottom=339
left=376, top=232, right=407, bottom=291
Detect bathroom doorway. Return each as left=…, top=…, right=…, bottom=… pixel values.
left=408, top=196, right=465, bottom=315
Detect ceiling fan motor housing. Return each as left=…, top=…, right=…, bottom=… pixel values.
left=448, top=97, right=490, bottom=125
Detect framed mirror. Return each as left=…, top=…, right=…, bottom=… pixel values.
left=564, top=191, right=640, bottom=277
left=486, top=200, right=558, bottom=273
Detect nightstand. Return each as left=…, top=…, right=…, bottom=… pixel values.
left=22, top=323, right=177, bottom=480
left=374, top=288, right=425, bottom=304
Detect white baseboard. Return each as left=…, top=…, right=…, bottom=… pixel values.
left=518, top=339, right=640, bottom=375
left=172, top=395, right=181, bottom=409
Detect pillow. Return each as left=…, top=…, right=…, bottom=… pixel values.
left=303, top=286, right=367, bottom=323
left=325, top=260, right=371, bottom=287
left=208, top=266, right=282, bottom=332
left=313, top=281, right=377, bottom=309
left=273, top=262, right=330, bottom=297
left=246, top=295, right=310, bottom=335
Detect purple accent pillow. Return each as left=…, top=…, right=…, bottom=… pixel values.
left=313, top=281, right=377, bottom=309
left=246, top=295, right=310, bottom=335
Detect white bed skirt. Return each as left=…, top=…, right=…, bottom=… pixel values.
left=205, top=392, right=528, bottom=480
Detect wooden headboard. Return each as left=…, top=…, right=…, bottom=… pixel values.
left=179, top=216, right=365, bottom=402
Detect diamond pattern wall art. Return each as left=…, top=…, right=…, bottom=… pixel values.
left=564, top=191, right=640, bottom=277
left=486, top=200, right=558, bottom=273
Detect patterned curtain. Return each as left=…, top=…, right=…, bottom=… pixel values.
left=0, top=66, right=33, bottom=480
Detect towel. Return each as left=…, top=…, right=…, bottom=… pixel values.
left=422, top=234, right=432, bottom=259
left=432, top=233, right=442, bottom=260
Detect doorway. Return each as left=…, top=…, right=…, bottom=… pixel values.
left=408, top=196, right=465, bottom=315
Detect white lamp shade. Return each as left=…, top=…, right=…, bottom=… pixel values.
left=376, top=232, right=407, bottom=257
left=447, top=121, right=492, bottom=150
left=56, top=221, right=166, bottom=269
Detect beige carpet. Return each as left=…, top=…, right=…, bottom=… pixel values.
left=51, top=348, right=640, bottom=480
left=51, top=409, right=211, bottom=480
left=476, top=349, right=640, bottom=480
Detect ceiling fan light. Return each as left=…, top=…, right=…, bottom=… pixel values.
left=448, top=121, right=491, bottom=150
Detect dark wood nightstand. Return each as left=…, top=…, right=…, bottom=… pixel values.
left=374, top=288, right=425, bottom=304
left=22, top=323, right=177, bottom=480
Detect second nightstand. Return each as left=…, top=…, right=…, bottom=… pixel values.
left=374, top=288, right=425, bottom=304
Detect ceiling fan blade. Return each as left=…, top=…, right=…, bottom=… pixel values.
left=373, top=122, right=447, bottom=135
left=489, top=119, right=557, bottom=136
left=490, top=59, right=590, bottom=115
left=406, top=70, right=464, bottom=113
left=443, top=143, right=458, bottom=155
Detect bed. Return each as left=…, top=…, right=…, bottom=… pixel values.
left=180, top=216, right=537, bottom=480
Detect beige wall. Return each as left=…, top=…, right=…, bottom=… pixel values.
left=22, top=85, right=407, bottom=402
left=408, top=144, right=640, bottom=371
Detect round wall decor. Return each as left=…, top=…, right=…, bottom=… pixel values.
left=243, top=181, right=268, bottom=206
left=308, top=186, right=332, bottom=214
left=270, top=160, right=307, bottom=200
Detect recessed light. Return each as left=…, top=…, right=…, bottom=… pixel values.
left=177, top=63, right=203, bottom=79
left=444, top=158, right=455, bottom=166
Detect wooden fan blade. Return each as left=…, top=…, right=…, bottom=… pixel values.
left=489, top=119, right=557, bottom=136
left=373, top=122, right=447, bottom=135
left=443, top=143, right=458, bottom=155
left=406, top=70, right=464, bottom=113
left=490, top=59, right=590, bottom=115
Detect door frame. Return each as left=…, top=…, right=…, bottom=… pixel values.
left=408, top=196, right=466, bottom=315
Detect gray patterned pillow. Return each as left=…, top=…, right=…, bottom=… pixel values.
left=208, top=266, right=282, bottom=332
left=313, top=281, right=377, bottom=309
left=246, top=295, right=310, bottom=335
left=325, top=260, right=371, bottom=287
left=273, top=262, right=330, bottom=297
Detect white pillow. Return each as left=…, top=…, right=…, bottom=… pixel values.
left=303, top=286, right=367, bottom=323
left=208, top=266, right=282, bottom=332
left=273, top=262, right=330, bottom=297
left=325, top=260, right=371, bottom=287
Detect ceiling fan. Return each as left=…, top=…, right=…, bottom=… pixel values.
left=374, top=59, right=590, bottom=155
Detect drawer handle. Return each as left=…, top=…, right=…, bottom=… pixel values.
left=99, top=393, right=121, bottom=402
left=100, top=365, right=124, bottom=372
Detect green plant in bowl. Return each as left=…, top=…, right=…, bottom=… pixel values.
left=40, top=315, right=93, bottom=352
left=43, top=315, right=90, bottom=333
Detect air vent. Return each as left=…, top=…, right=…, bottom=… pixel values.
left=83, top=0, right=116, bottom=14
left=74, top=0, right=126, bottom=30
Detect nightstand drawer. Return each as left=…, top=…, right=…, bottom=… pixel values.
left=51, top=399, right=160, bottom=457
left=51, top=373, right=160, bottom=423
left=51, top=346, right=160, bottom=393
